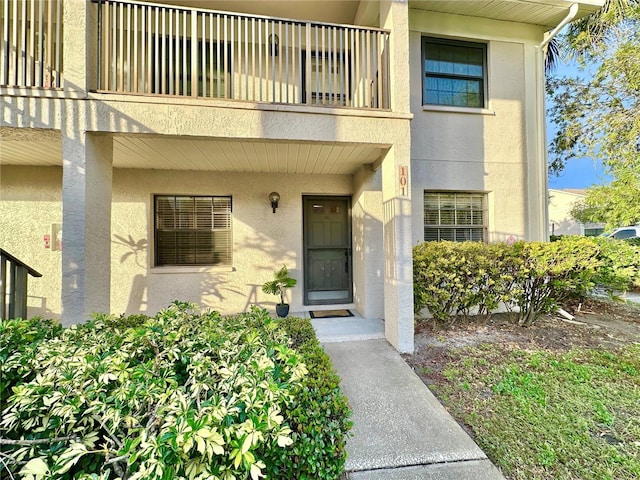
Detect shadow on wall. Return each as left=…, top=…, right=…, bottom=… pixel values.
left=352, top=208, right=383, bottom=317
left=5, top=80, right=337, bottom=318
left=114, top=233, right=247, bottom=316
left=549, top=218, right=582, bottom=237
left=3, top=81, right=158, bottom=321
left=114, top=225, right=298, bottom=317
left=113, top=234, right=148, bottom=268
left=230, top=228, right=299, bottom=312
left=26, top=295, right=54, bottom=319
left=383, top=197, right=412, bottom=283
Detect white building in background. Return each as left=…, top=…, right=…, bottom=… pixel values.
left=1, top=0, right=604, bottom=353
left=548, top=188, right=605, bottom=237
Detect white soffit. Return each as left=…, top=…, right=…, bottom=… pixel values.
left=0, top=128, right=62, bottom=167
left=409, top=0, right=604, bottom=28
left=150, top=0, right=362, bottom=25
left=0, top=129, right=384, bottom=175
left=112, top=135, right=384, bottom=175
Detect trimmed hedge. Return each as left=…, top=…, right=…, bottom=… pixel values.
left=261, top=317, right=352, bottom=479
left=510, top=237, right=600, bottom=325
left=412, top=241, right=517, bottom=323
left=0, top=303, right=351, bottom=480
left=413, top=236, right=633, bottom=326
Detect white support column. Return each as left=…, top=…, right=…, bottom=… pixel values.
left=61, top=131, right=113, bottom=326
left=58, top=0, right=107, bottom=326
left=380, top=0, right=411, bottom=114
left=63, top=0, right=97, bottom=93
left=378, top=0, right=414, bottom=353
left=381, top=145, right=414, bottom=353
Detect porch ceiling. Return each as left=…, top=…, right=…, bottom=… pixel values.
left=0, top=129, right=384, bottom=175
left=112, top=135, right=384, bottom=174
left=409, top=0, right=603, bottom=28
left=152, top=0, right=362, bottom=25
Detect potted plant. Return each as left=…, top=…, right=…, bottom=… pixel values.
left=262, top=265, right=297, bottom=317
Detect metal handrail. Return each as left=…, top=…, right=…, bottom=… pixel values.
left=95, top=0, right=391, bottom=33
left=95, top=0, right=390, bottom=109
left=0, top=248, right=42, bottom=321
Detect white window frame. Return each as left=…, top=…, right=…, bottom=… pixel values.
left=424, top=191, right=487, bottom=242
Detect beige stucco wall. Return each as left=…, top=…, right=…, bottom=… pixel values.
left=408, top=10, right=547, bottom=244
left=2, top=165, right=368, bottom=319
left=352, top=165, right=384, bottom=319
left=112, top=168, right=353, bottom=316
left=0, top=166, right=63, bottom=318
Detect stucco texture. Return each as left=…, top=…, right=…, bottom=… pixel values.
left=2, top=165, right=370, bottom=319
left=0, top=166, right=63, bottom=318
left=408, top=10, right=546, bottom=243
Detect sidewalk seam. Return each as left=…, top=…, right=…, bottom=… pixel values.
left=345, top=455, right=491, bottom=473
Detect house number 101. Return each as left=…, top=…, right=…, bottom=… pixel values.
left=399, top=166, right=408, bottom=196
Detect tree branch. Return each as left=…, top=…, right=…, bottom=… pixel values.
left=105, top=454, right=128, bottom=466
left=0, top=436, right=77, bottom=446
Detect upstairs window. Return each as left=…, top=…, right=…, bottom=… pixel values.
left=424, top=192, right=487, bottom=242
left=422, top=38, right=487, bottom=108
left=155, top=195, right=232, bottom=266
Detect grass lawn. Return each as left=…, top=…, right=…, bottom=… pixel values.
left=407, top=300, right=640, bottom=480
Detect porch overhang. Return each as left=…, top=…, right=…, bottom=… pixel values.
left=409, top=0, right=604, bottom=28
left=151, top=0, right=362, bottom=25
left=0, top=127, right=386, bottom=175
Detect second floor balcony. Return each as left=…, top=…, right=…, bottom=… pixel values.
left=1, top=0, right=391, bottom=110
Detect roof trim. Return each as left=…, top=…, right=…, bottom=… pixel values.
left=408, top=0, right=605, bottom=28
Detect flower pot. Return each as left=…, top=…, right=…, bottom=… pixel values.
left=276, top=304, right=290, bottom=318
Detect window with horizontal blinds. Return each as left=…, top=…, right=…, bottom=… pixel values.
left=424, top=192, right=487, bottom=242
left=155, top=195, right=232, bottom=266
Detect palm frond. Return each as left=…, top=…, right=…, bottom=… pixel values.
left=566, top=0, right=639, bottom=59
left=545, top=38, right=561, bottom=73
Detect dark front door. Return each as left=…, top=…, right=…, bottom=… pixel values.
left=303, top=196, right=352, bottom=305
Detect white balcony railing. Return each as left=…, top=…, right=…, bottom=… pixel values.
left=0, top=0, right=62, bottom=88
left=97, top=0, right=390, bottom=109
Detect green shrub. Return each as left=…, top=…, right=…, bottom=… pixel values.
left=591, top=237, right=640, bottom=292
left=413, top=241, right=466, bottom=321
left=413, top=237, right=602, bottom=326
left=262, top=317, right=352, bottom=479
left=0, top=303, right=351, bottom=480
left=510, top=237, right=601, bottom=326
left=413, top=242, right=517, bottom=322
left=218, top=313, right=353, bottom=479
left=0, top=316, right=63, bottom=406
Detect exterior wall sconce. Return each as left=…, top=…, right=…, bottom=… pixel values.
left=269, top=33, right=279, bottom=57
left=269, top=192, right=280, bottom=213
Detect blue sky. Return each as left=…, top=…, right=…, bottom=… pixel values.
left=548, top=157, right=611, bottom=189
left=546, top=55, right=610, bottom=190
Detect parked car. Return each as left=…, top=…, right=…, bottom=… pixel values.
left=602, top=226, right=640, bottom=240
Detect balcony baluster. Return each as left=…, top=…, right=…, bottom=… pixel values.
left=96, top=0, right=390, bottom=109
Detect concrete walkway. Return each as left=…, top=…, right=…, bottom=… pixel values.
left=322, top=339, right=505, bottom=479
left=623, top=291, right=640, bottom=305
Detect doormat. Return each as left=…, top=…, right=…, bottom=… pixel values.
left=309, top=309, right=353, bottom=319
